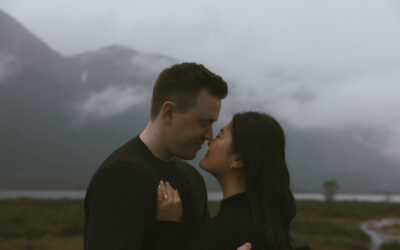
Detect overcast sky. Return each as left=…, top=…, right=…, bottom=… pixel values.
left=1, top=0, right=400, bottom=162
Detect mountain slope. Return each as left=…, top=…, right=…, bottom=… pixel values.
left=0, top=9, right=398, bottom=192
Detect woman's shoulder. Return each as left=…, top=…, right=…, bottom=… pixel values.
left=186, top=215, right=247, bottom=250
left=218, top=193, right=252, bottom=224
left=188, top=203, right=252, bottom=250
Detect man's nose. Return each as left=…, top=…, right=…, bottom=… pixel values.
left=203, top=125, right=213, bottom=141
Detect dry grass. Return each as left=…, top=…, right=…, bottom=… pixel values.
left=1, top=198, right=400, bottom=250
left=0, top=236, right=83, bottom=250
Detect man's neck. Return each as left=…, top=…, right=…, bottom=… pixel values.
left=139, top=121, right=173, bottom=161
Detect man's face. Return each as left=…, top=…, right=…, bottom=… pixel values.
left=168, top=89, right=221, bottom=160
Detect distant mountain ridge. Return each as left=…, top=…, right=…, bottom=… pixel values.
left=1, top=9, right=399, bottom=192
left=0, top=9, right=176, bottom=189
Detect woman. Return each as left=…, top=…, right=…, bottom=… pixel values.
left=157, top=112, right=296, bottom=250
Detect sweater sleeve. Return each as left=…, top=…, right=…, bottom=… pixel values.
left=84, top=164, right=155, bottom=250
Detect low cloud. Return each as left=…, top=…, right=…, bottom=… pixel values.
left=0, top=49, right=19, bottom=83
left=130, top=54, right=176, bottom=75
left=73, top=85, right=148, bottom=123
left=2, top=0, right=399, bottom=164
left=223, top=63, right=400, bottom=163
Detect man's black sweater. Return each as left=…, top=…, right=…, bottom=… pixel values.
left=84, top=136, right=209, bottom=250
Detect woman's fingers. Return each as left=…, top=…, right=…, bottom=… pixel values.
left=157, top=182, right=163, bottom=202
left=156, top=180, right=183, bottom=222
left=159, top=180, right=168, bottom=200
left=236, top=243, right=252, bottom=250
left=165, top=182, right=174, bottom=201
left=172, top=188, right=180, bottom=202
left=158, top=180, right=180, bottom=203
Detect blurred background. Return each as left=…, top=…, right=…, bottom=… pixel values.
left=1, top=1, right=400, bottom=249
left=1, top=0, right=399, bottom=193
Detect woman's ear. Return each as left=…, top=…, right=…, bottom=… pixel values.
left=231, top=155, right=243, bottom=169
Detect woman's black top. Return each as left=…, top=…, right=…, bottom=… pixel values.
left=161, top=192, right=310, bottom=250
left=184, top=192, right=253, bottom=250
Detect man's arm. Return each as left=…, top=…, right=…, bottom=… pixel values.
left=84, top=165, right=154, bottom=250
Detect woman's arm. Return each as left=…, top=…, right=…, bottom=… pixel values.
left=154, top=181, right=183, bottom=250
left=157, top=181, right=252, bottom=250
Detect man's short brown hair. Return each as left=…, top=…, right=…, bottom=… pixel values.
left=150, top=62, right=228, bottom=119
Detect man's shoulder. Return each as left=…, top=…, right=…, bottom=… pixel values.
left=99, top=136, right=158, bottom=171
left=96, top=158, right=154, bottom=179
left=101, top=136, right=146, bottom=164
left=87, top=137, right=157, bottom=189
left=87, top=161, right=155, bottom=193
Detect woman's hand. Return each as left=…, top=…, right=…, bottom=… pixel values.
left=156, top=180, right=183, bottom=222
left=237, top=242, right=252, bottom=250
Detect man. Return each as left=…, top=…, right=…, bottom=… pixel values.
left=84, top=62, right=251, bottom=250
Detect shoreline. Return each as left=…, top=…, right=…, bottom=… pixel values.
left=1, top=190, right=400, bottom=202
left=1, top=188, right=399, bottom=195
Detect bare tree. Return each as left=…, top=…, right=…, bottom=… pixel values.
left=323, top=180, right=338, bottom=202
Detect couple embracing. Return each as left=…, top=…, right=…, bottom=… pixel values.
left=84, top=63, right=296, bottom=250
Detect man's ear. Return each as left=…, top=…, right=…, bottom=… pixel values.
left=161, top=101, right=177, bottom=125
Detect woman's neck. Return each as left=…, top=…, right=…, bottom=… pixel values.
left=216, top=172, right=246, bottom=199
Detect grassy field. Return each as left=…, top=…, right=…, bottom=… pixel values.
left=1, top=199, right=400, bottom=250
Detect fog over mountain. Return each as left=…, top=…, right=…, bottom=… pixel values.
left=0, top=9, right=399, bottom=192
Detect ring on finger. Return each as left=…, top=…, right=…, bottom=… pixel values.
left=163, top=194, right=168, bottom=200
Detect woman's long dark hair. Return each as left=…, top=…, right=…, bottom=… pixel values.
left=231, top=112, right=296, bottom=250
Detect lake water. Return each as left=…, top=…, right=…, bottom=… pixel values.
left=1, top=190, right=400, bottom=202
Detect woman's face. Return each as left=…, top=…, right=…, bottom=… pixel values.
left=200, top=121, right=239, bottom=175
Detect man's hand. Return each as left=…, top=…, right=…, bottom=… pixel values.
left=237, top=242, right=252, bottom=250
left=156, top=181, right=183, bottom=222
